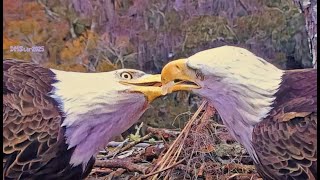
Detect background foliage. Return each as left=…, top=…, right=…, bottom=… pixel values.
left=3, top=0, right=312, bottom=128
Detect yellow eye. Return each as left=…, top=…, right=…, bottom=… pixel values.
left=120, top=72, right=132, bottom=80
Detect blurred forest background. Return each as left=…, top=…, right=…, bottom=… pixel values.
left=3, top=0, right=316, bottom=129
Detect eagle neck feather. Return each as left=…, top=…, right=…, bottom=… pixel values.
left=193, top=63, right=284, bottom=163
left=49, top=69, right=147, bottom=171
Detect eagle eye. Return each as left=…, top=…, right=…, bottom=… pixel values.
left=120, top=72, right=133, bottom=80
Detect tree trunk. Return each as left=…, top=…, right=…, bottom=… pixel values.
left=293, top=0, right=317, bottom=69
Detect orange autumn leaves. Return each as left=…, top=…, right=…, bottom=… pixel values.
left=4, top=1, right=67, bottom=62
left=60, top=30, right=98, bottom=63
left=4, top=1, right=48, bottom=60
left=3, top=1, right=116, bottom=72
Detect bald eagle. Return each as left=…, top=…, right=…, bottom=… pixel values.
left=161, top=46, right=317, bottom=179
left=3, top=59, right=162, bottom=179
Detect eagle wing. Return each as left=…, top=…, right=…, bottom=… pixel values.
left=252, top=69, right=317, bottom=180
left=3, top=59, right=66, bottom=179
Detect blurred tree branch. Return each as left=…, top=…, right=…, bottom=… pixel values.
left=293, top=0, right=317, bottom=68
left=37, top=0, right=60, bottom=20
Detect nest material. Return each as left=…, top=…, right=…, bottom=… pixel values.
left=147, top=101, right=260, bottom=180
left=88, top=101, right=261, bottom=180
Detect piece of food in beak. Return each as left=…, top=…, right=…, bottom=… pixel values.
left=161, top=81, right=175, bottom=95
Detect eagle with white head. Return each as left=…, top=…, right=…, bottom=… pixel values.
left=3, top=59, right=162, bottom=179
left=161, top=46, right=317, bottom=179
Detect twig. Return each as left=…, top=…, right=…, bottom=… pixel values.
left=135, top=122, right=144, bottom=136
left=238, top=0, right=248, bottom=13
left=144, top=144, right=166, bottom=160
left=37, top=0, right=61, bottom=20
left=225, top=173, right=260, bottom=180
left=117, top=149, right=135, bottom=159
left=107, top=142, right=152, bottom=148
left=150, top=101, right=208, bottom=180
left=142, top=158, right=185, bottom=178
left=202, top=104, right=216, bottom=120
left=104, top=168, right=126, bottom=180
left=119, top=133, right=152, bottom=152
left=223, top=163, right=256, bottom=172
left=94, top=158, right=148, bottom=173
left=106, top=133, right=153, bottom=158
left=105, top=138, right=129, bottom=158
left=90, top=168, right=113, bottom=174
left=69, top=18, right=78, bottom=38
left=146, top=126, right=180, bottom=138
left=197, top=162, right=205, bottom=177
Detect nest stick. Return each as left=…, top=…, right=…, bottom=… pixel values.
left=150, top=101, right=208, bottom=180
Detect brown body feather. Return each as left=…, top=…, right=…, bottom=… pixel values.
left=3, top=59, right=94, bottom=180
left=252, top=69, right=317, bottom=180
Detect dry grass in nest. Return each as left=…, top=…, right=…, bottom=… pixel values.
left=146, top=101, right=259, bottom=180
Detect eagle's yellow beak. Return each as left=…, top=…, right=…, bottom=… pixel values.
left=161, top=59, right=200, bottom=95
left=120, top=74, right=162, bottom=102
